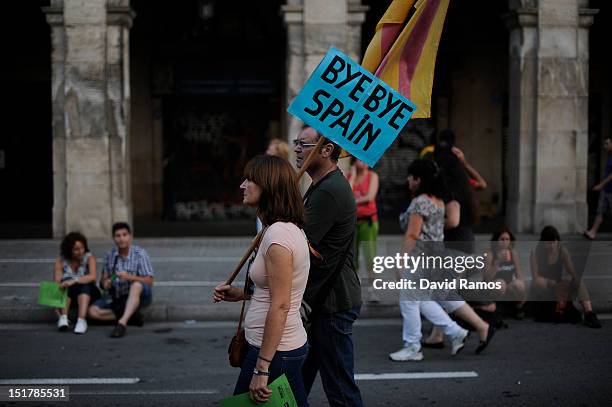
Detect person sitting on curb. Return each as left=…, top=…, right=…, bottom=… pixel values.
left=483, top=225, right=527, bottom=319
left=54, top=231, right=99, bottom=334
left=530, top=226, right=601, bottom=328
left=88, top=222, right=154, bottom=338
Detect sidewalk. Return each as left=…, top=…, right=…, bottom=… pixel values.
left=1, top=234, right=611, bottom=322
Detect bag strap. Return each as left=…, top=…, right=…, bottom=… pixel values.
left=112, top=254, right=119, bottom=275
left=235, top=253, right=256, bottom=336
left=100, top=254, right=120, bottom=291
left=235, top=227, right=268, bottom=336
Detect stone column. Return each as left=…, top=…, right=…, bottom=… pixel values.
left=505, top=0, right=596, bottom=233
left=43, top=0, right=134, bottom=238
left=504, top=3, right=539, bottom=233
left=44, top=1, right=68, bottom=238
left=107, top=1, right=135, bottom=227
left=281, top=0, right=367, bottom=143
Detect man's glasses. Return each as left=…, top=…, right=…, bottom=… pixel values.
left=293, top=140, right=318, bottom=149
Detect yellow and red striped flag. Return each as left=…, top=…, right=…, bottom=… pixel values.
left=362, top=0, right=450, bottom=119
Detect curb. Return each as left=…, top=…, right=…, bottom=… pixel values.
left=2, top=301, right=611, bottom=323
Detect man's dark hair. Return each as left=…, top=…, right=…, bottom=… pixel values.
left=112, top=222, right=131, bottom=236
left=323, top=136, right=342, bottom=162
left=60, top=231, right=89, bottom=260
left=302, top=125, right=342, bottom=162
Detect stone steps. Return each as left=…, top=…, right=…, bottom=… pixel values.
left=1, top=235, right=611, bottom=322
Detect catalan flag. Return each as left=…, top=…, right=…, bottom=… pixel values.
left=362, top=0, right=450, bottom=119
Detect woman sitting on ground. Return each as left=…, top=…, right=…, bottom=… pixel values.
left=483, top=226, right=526, bottom=318
left=530, top=225, right=601, bottom=328
left=54, top=232, right=98, bottom=334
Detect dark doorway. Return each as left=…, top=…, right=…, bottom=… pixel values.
left=588, top=0, right=612, bottom=232
left=0, top=1, right=52, bottom=238
left=130, top=0, right=286, bottom=236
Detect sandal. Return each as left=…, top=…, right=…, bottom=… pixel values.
left=475, top=323, right=496, bottom=354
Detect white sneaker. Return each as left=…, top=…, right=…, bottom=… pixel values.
left=389, top=344, right=423, bottom=361
left=74, top=318, right=88, bottom=334
left=451, top=329, right=470, bottom=356
left=57, top=315, right=69, bottom=331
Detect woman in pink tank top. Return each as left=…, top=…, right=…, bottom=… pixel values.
left=213, top=155, right=310, bottom=406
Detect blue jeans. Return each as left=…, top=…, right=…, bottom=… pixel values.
left=234, top=342, right=309, bottom=407
left=302, top=306, right=363, bottom=407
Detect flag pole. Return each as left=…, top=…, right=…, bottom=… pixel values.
left=223, top=136, right=326, bottom=286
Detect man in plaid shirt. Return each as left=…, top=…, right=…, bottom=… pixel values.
left=88, top=222, right=154, bottom=338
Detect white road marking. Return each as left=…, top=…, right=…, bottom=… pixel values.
left=0, top=257, right=237, bottom=264
left=0, top=281, right=240, bottom=288
left=0, top=378, right=140, bottom=385
left=355, top=371, right=478, bottom=380
left=70, top=390, right=219, bottom=395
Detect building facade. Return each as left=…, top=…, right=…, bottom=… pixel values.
left=0, top=0, right=609, bottom=238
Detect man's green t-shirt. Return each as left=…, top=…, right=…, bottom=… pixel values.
left=303, top=168, right=362, bottom=314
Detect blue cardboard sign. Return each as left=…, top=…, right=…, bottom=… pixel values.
left=288, top=47, right=416, bottom=167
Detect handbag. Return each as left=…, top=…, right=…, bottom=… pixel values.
left=228, top=299, right=248, bottom=367
left=227, top=229, right=266, bottom=368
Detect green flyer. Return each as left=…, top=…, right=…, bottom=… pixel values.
left=220, top=374, right=297, bottom=407
left=37, top=281, right=67, bottom=308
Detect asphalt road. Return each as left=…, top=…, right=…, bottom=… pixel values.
left=1, top=316, right=611, bottom=407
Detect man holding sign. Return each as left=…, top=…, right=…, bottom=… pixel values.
left=295, top=126, right=363, bottom=407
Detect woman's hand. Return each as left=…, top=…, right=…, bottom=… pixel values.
left=249, top=374, right=272, bottom=404
left=60, top=279, right=77, bottom=289
left=212, top=284, right=244, bottom=303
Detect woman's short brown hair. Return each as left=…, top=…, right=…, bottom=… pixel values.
left=244, top=155, right=305, bottom=228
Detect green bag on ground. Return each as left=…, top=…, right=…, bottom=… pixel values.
left=220, top=374, right=297, bottom=407
left=38, top=281, right=67, bottom=308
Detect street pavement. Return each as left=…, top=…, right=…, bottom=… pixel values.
left=1, top=234, right=611, bottom=406
left=1, top=317, right=611, bottom=406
